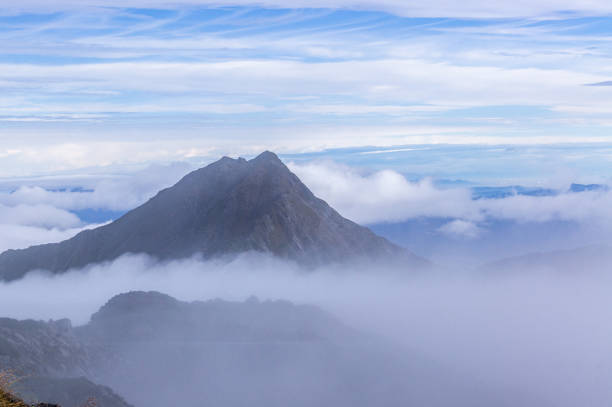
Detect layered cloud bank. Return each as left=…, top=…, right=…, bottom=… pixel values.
left=1, top=252, right=612, bottom=407
left=0, top=159, right=610, bottom=254
left=289, top=161, right=612, bottom=226
left=0, top=163, right=191, bottom=252
left=2, top=5, right=612, bottom=175
left=0, top=162, right=191, bottom=212
left=7, top=0, right=612, bottom=17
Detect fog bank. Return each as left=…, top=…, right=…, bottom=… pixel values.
left=1, top=253, right=611, bottom=406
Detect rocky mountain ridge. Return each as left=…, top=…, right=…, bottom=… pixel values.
left=0, top=152, right=426, bottom=282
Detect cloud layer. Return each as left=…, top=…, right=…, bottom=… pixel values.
left=1, top=6, right=611, bottom=174
left=0, top=162, right=194, bottom=252
left=7, top=0, right=612, bottom=18
left=1, top=252, right=612, bottom=407
left=0, top=203, right=97, bottom=253
left=289, top=160, right=612, bottom=226
left=1, top=158, right=610, bottom=255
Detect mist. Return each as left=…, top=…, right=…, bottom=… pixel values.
left=2, top=252, right=612, bottom=406
left=1, top=158, right=611, bottom=406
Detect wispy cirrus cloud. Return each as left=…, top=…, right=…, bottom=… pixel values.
left=0, top=4, right=611, bottom=175
left=6, top=0, right=612, bottom=18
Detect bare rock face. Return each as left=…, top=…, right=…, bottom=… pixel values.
left=0, top=318, right=89, bottom=378
left=14, top=377, right=133, bottom=407
left=0, top=151, right=426, bottom=281
left=0, top=318, right=132, bottom=407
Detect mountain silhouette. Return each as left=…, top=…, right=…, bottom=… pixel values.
left=0, top=151, right=425, bottom=281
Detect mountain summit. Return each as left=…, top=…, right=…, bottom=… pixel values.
left=0, top=151, right=425, bottom=281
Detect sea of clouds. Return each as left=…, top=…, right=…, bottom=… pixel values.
left=1, top=159, right=610, bottom=254
left=1, top=251, right=611, bottom=407
left=1, top=158, right=612, bottom=406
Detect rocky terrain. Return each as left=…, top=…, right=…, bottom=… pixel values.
left=1, top=291, right=363, bottom=407
left=0, top=151, right=426, bottom=282
left=13, top=377, right=130, bottom=407
left=0, top=387, right=36, bottom=407
left=0, top=318, right=131, bottom=407
left=0, top=318, right=89, bottom=378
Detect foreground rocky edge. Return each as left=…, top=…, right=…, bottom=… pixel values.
left=0, top=316, right=132, bottom=407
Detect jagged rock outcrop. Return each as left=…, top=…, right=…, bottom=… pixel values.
left=14, top=377, right=131, bottom=407
left=0, top=318, right=131, bottom=407
left=0, top=318, right=89, bottom=378
left=0, top=151, right=426, bottom=281
left=0, top=388, right=52, bottom=407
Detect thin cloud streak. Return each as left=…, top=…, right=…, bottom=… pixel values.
left=6, top=0, right=612, bottom=18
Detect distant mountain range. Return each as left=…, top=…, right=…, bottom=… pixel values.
left=1, top=291, right=523, bottom=407
left=0, top=152, right=426, bottom=281
left=2, top=291, right=359, bottom=407
left=471, top=183, right=608, bottom=199
left=480, top=245, right=612, bottom=273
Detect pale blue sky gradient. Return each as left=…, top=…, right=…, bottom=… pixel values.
left=0, top=2, right=611, bottom=179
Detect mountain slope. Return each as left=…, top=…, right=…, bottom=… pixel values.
left=0, top=318, right=132, bottom=407
left=0, top=151, right=425, bottom=281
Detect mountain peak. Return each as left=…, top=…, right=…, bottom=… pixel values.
left=252, top=150, right=282, bottom=164
left=0, top=152, right=427, bottom=281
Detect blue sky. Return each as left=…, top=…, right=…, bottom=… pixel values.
left=1, top=1, right=612, bottom=179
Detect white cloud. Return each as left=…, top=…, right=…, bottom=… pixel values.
left=7, top=130, right=611, bottom=178
left=0, top=60, right=605, bottom=108
left=0, top=203, right=80, bottom=229
left=289, top=160, right=612, bottom=226
left=0, top=141, right=219, bottom=176
left=1, top=252, right=612, bottom=406
left=6, top=0, right=612, bottom=18
left=0, top=223, right=94, bottom=253
left=0, top=162, right=194, bottom=211
left=1, top=157, right=612, bottom=254
left=438, top=219, right=482, bottom=239
left=4, top=157, right=605, bottom=229
left=0, top=8, right=610, bottom=175
left=289, top=161, right=478, bottom=224
left=0, top=202, right=102, bottom=252
left=478, top=191, right=612, bottom=223
left=0, top=162, right=195, bottom=251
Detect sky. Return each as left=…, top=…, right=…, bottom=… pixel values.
left=1, top=1, right=612, bottom=262
left=4, top=6, right=612, bottom=404
left=0, top=0, right=612, bottom=178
